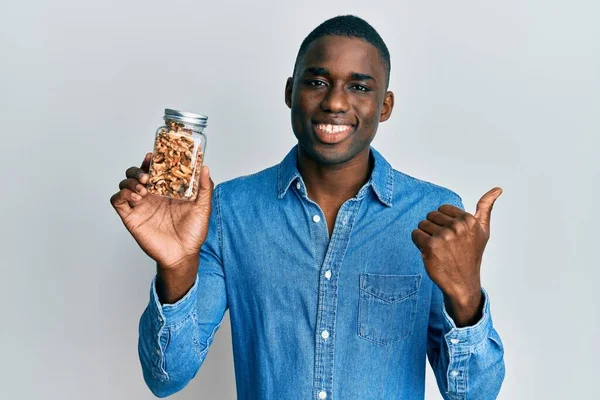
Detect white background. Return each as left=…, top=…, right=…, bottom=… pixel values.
left=1, top=0, right=598, bottom=399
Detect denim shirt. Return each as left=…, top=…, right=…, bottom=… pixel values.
left=138, top=145, right=505, bottom=399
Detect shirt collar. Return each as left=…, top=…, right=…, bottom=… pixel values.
left=277, top=145, right=394, bottom=207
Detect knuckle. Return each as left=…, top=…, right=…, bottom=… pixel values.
left=438, top=229, right=453, bottom=241
left=450, top=220, right=465, bottom=234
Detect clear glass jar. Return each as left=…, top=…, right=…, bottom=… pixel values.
left=146, top=109, right=208, bottom=201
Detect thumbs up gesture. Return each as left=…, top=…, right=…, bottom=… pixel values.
left=411, top=187, right=503, bottom=327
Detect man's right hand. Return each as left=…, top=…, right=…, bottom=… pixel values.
left=109, top=152, right=214, bottom=272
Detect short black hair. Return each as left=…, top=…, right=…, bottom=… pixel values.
left=292, top=15, right=391, bottom=89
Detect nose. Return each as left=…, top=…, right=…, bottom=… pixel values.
left=320, top=84, right=350, bottom=113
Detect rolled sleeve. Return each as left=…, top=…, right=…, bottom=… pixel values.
left=149, top=274, right=200, bottom=329
left=438, top=287, right=504, bottom=398
left=442, top=287, right=492, bottom=350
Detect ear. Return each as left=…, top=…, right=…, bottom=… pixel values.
left=379, top=90, right=395, bottom=122
left=285, top=77, right=293, bottom=109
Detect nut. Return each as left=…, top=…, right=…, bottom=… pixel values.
left=146, top=120, right=204, bottom=201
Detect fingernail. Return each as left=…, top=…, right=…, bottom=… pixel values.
left=132, top=193, right=141, bottom=200
left=136, top=184, right=144, bottom=193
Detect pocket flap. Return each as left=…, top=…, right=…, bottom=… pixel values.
left=360, top=274, right=421, bottom=303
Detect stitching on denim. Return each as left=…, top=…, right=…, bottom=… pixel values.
left=359, top=274, right=421, bottom=302
left=359, top=286, right=419, bottom=304
left=324, top=200, right=360, bottom=396
left=215, top=184, right=224, bottom=274
left=154, top=327, right=170, bottom=379
left=166, top=311, right=195, bottom=331
left=277, top=162, right=283, bottom=197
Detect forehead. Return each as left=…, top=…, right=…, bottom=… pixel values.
left=299, top=35, right=385, bottom=80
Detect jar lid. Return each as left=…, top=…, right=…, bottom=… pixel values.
left=164, top=108, right=208, bottom=128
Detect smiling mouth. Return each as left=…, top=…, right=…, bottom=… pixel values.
left=312, top=123, right=355, bottom=144
left=314, top=123, right=354, bottom=133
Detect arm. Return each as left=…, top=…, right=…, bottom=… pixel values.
left=138, top=185, right=227, bottom=398
left=427, top=283, right=505, bottom=399
left=412, top=189, right=506, bottom=398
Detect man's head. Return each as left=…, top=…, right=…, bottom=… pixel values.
left=285, top=15, right=394, bottom=166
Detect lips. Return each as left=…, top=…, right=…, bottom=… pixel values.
left=312, top=122, right=355, bottom=144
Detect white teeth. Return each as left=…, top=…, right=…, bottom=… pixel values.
left=316, top=124, right=352, bottom=134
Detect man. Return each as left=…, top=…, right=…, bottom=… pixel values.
left=111, top=15, right=505, bottom=400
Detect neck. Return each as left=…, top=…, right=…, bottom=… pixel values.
left=296, top=146, right=373, bottom=205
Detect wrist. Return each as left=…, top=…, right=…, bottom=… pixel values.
left=156, top=254, right=199, bottom=304
left=443, top=288, right=483, bottom=327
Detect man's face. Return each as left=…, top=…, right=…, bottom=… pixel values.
left=285, top=35, right=394, bottom=166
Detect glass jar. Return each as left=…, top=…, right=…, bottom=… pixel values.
left=146, top=109, right=208, bottom=201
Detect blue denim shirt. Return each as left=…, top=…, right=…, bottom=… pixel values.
left=138, top=145, right=505, bottom=399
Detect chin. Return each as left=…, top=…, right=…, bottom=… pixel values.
left=302, top=140, right=358, bottom=166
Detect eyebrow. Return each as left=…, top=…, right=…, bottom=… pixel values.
left=304, top=67, right=376, bottom=82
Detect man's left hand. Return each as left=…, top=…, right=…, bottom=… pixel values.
left=411, top=187, right=503, bottom=327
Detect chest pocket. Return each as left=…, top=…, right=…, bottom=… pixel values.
left=358, top=274, right=422, bottom=346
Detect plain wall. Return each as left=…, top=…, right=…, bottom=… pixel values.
left=1, top=0, right=598, bottom=399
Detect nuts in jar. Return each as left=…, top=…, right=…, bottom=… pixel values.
left=146, top=109, right=208, bottom=201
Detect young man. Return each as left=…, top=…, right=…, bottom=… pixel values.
left=111, top=15, right=505, bottom=400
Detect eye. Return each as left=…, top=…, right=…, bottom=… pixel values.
left=350, top=84, right=370, bottom=92
left=306, top=80, right=327, bottom=87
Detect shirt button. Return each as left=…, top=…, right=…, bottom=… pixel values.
left=324, top=270, right=332, bottom=280
left=450, top=370, right=459, bottom=377
left=318, top=390, right=327, bottom=399
left=321, top=330, right=330, bottom=339
left=450, top=338, right=460, bottom=344
left=296, top=181, right=301, bottom=190
left=155, top=348, right=161, bottom=355
left=313, top=215, right=321, bottom=223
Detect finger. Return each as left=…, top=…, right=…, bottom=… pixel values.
left=418, top=219, right=442, bottom=236
left=119, top=178, right=148, bottom=196
left=110, top=189, right=141, bottom=216
left=437, top=204, right=468, bottom=218
left=125, top=167, right=150, bottom=185
left=141, top=152, right=152, bottom=172
left=474, top=187, right=503, bottom=234
left=411, top=228, right=430, bottom=252
left=195, top=165, right=214, bottom=204
left=426, top=210, right=454, bottom=227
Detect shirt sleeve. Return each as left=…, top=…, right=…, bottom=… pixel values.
left=138, top=184, right=228, bottom=398
left=426, top=193, right=505, bottom=399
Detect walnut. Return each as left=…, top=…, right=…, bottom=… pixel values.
left=146, top=120, right=204, bottom=201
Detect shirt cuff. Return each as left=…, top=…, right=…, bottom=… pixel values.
left=442, top=287, right=492, bottom=351
left=148, top=274, right=199, bottom=328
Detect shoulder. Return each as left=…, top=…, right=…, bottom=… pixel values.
left=214, top=164, right=279, bottom=201
left=391, top=168, right=464, bottom=209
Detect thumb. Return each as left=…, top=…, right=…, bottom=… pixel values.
left=474, top=187, right=503, bottom=234
left=195, top=165, right=214, bottom=205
